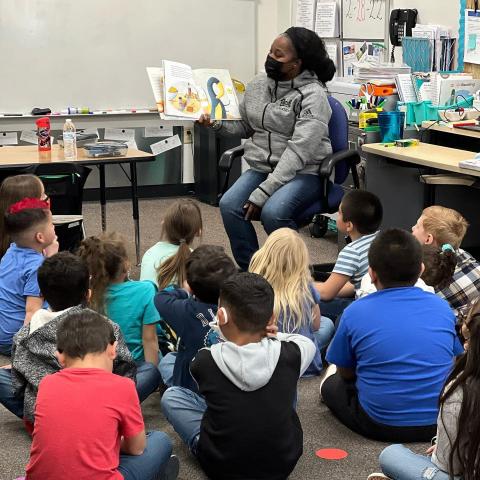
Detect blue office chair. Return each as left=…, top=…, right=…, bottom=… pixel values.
left=218, top=95, right=361, bottom=238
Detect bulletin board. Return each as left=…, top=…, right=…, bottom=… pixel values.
left=464, top=0, right=480, bottom=77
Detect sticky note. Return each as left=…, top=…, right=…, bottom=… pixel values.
left=20, top=130, right=38, bottom=144
left=144, top=125, right=174, bottom=137
left=150, top=134, right=182, bottom=155
left=0, top=132, right=18, bottom=145
left=104, top=128, right=135, bottom=141
left=468, top=34, right=477, bottom=51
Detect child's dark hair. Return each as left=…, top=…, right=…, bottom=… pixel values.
left=368, top=228, right=422, bottom=288
left=440, top=301, right=480, bottom=480
left=341, top=190, right=383, bottom=234
left=0, top=175, right=44, bottom=257
left=38, top=252, right=90, bottom=311
left=77, top=232, right=128, bottom=314
left=157, top=199, right=203, bottom=289
left=186, top=245, right=236, bottom=304
left=220, top=272, right=274, bottom=333
left=421, top=244, right=456, bottom=290
left=5, top=207, right=50, bottom=239
left=56, top=309, right=115, bottom=359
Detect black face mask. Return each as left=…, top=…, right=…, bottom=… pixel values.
left=265, top=55, right=286, bottom=80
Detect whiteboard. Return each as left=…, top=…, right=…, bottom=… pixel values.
left=0, top=0, right=256, bottom=112
left=342, top=0, right=388, bottom=39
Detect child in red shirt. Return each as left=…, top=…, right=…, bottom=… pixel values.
left=25, top=310, right=178, bottom=480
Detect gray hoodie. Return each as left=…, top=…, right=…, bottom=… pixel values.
left=11, top=305, right=136, bottom=422
left=218, top=70, right=332, bottom=208
left=209, top=332, right=316, bottom=391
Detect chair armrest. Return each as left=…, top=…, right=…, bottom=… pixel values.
left=219, top=145, right=245, bottom=172
left=319, top=150, right=361, bottom=178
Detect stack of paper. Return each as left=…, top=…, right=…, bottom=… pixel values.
left=354, top=64, right=411, bottom=83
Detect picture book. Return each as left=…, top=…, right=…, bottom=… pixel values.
left=147, top=61, right=241, bottom=121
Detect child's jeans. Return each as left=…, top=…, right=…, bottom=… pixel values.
left=158, top=352, right=177, bottom=388
left=319, top=298, right=354, bottom=327
left=314, top=316, right=335, bottom=353
left=0, top=368, right=23, bottom=418
left=379, top=444, right=460, bottom=480
left=161, top=386, right=206, bottom=454
left=135, top=361, right=162, bottom=403
left=118, top=431, right=173, bottom=480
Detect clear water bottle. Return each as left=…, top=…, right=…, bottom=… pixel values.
left=63, top=118, right=77, bottom=160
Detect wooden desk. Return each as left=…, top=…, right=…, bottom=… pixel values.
left=362, top=143, right=478, bottom=177
left=0, top=145, right=154, bottom=263
left=421, top=121, right=480, bottom=140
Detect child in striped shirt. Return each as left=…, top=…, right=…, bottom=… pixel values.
left=314, top=190, right=383, bottom=324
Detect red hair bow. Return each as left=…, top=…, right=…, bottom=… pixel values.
left=7, top=197, right=50, bottom=215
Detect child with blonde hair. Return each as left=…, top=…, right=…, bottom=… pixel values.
left=411, top=206, right=480, bottom=317
left=249, top=228, right=334, bottom=375
left=140, top=199, right=202, bottom=289
left=77, top=232, right=161, bottom=401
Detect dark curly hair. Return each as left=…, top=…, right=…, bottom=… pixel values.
left=284, top=26, right=336, bottom=85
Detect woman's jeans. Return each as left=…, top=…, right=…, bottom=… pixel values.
left=219, top=169, right=324, bottom=270
left=379, top=444, right=460, bottom=480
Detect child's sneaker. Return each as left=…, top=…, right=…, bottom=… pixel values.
left=367, top=474, right=391, bottom=480
left=158, top=455, right=179, bottom=480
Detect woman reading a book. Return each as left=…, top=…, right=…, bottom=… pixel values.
left=198, top=26, right=335, bottom=270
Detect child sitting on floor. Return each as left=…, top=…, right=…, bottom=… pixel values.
left=140, top=199, right=202, bottom=289
left=0, top=198, right=58, bottom=355
left=368, top=298, right=480, bottom=480
left=161, top=272, right=316, bottom=480
left=0, top=252, right=135, bottom=426
left=78, top=232, right=161, bottom=400
left=25, top=310, right=178, bottom=480
left=249, top=227, right=334, bottom=375
left=154, top=245, right=236, bottom=392
left=314, top=190, right=383, bottom=322
left=357, top=244, right=456, bottom=298
left=411, top=205, right=480, bottom=318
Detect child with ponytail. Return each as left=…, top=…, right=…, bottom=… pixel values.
left=140, top=199, right=202, bottom=289
left=77, top=232, right=161, bottom=401
left=249, top=228, right=335, bottom=375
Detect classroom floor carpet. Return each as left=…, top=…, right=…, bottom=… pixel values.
left=0, top=197, right=428, bottom=479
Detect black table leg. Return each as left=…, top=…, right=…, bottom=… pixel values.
left=129, top=161, right=141, bottom=265
left=98, top=164, right=107, bottom=232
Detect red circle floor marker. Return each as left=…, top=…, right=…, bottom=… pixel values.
left=315, top=448, right=348, bottom=460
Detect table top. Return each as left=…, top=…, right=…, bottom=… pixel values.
left=362, top=142, right=480, bottom=177
left=0, top=145, right=153, bottom=168
left=421, top=121, right=480, bottom=139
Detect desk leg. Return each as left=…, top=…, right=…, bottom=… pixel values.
left=130, top=161, right=141, bottom=266
left=98, top=164, right=107, bottom=232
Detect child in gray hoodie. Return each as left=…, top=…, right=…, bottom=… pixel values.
left=161, top=272, right=315, bottom=480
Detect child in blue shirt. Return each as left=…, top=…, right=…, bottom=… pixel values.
left=77, top=232, right=161, bottom=401
left=314, top=190, right=383, bottom=323
left=154, top=245, right=236, bottom=393
left=0, top=198, right=57, bottom=355
left=322, top=228, right=463, bottom=443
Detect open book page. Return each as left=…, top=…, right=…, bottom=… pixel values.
left=146, top=67, right=165, bottom=114
left=192, top=69, right=241, bottom=120
left=163, top=60, right=209, bottom=119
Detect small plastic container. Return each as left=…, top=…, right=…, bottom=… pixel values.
left=378, top=111, right=405, bottom=143
left=83, top=141, right=128, bottom=158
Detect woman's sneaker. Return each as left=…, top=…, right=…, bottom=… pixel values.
left=367, top=474, right=391, bottom=480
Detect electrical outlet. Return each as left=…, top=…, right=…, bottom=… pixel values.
left=183, top=128, right=193, bottom=144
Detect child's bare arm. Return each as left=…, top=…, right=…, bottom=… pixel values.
left=25, top=296, right=43, bottom=324
left=121, top=429, right=146, bottom=456
left=312, top=304, right=321, bottom=331
left=314, top=273, right=350, bottom=301
left=338, top=281, right=355, bottom=298
left=142, top=324, right=159, bottom=365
